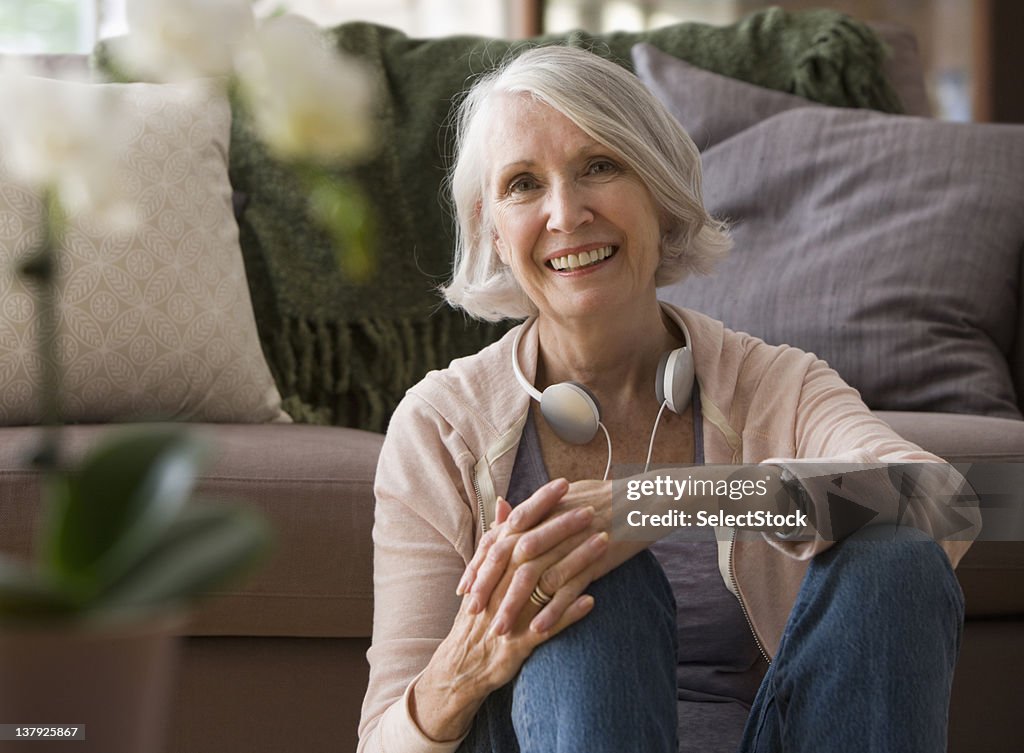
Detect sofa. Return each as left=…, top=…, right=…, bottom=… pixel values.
left=1, top=9, right=1022, bottom=753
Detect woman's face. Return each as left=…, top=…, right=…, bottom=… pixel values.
left=485, top=93, right=663, bottom=322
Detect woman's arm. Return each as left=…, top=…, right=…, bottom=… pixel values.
left=409, top=494, right=599, bottom=740
left=359, top=397, right=605, bottom=752
left=357, top=395, right=474, bottom=753
left=758, top=356, right=981, bottom=565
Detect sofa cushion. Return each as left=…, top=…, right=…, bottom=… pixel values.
left=0, top=77, right=289, bottom=425
left=660, top=107, right=1024, bottom=419
left=0, top=423, right=380, bottom=638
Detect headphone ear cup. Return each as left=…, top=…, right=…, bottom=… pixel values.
left=540, top=381, right=602, bottom=445
left=658, top=347, right=695, bottom=414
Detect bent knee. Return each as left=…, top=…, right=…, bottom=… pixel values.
left=829, top=524, right=963, bottom=611
left=519, top=550, right=677, bottom=673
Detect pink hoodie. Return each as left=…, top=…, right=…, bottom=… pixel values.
left=358, top=304, right=978, bottom=753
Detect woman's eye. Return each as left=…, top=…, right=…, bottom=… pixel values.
left=588, top=159, right=617, bottom=175
left=509, top=177, right=537, bottom=194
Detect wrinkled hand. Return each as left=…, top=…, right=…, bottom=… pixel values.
left=440, top=526, right=597, bottom=691
left=459, top=478, right=631, bottom=636
left=414, top=493, right=599, bottom=741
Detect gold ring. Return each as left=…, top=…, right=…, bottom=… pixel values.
left=529, top=584, right=554, bottom=607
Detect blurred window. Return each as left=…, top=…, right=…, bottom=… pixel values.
left=0, top=0, right=512, bottom=53
left=0, top=0, right=96, bottom=53
left=544, top=0, right=975, bottom=121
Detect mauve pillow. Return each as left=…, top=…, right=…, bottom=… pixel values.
left=659, top=107, right=1023, bottom=419
left=632, top=26, right=929, bottom=151
left=631, top=43, right=818, bottom=151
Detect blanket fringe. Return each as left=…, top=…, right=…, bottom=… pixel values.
left=271, top=314, right=510, bottom=432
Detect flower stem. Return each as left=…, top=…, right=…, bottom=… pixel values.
left=19, top=187, right=65, bottom=470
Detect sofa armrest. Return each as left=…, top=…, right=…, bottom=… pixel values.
left=0, top=424, right=384, bottom=639
left=873, top=411, right=1024, bottom=463
left=873, top=411, right=1024, bottom=617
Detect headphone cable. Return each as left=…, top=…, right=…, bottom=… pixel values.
left=643, top=400, right=670, bottom=474
left=598, top=421, right=612, bottom=481
left=598, top=398, right=669, bottom=481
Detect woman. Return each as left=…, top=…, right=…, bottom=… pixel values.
left=358, top=45, right=974, bottom=753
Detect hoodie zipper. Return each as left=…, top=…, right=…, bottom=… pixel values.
left=472, top=472, right=488, bottom=534
left=729, top=527, right=771, bottom=666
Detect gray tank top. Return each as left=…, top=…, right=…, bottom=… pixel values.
left=505, top=385, right=767, bottom=751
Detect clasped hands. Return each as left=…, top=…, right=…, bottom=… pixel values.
left=412, top=478, right=624, bottom=741
left=457, top=477, right=635, bottom=638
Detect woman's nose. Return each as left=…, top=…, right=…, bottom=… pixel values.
left=545, top=182, right=593, bottom=233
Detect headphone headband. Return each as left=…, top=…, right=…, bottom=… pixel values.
left=511, top=303, right=695, bottom=446
left=511, top=322, right=543, bottom=402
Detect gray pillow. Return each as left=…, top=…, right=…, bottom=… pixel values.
left=659, top=107, right=1024, bottom=419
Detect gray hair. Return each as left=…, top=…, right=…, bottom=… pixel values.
left=441, top=45, right=731, bottom=321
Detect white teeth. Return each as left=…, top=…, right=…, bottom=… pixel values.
left=549, top=246, right=614, bottom=271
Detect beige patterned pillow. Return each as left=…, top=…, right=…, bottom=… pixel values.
left=0, top=78, right=290, bottom=425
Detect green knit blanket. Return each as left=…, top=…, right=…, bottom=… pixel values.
left=98, top=9, right=901, bottom=432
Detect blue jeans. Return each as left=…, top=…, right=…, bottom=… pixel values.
left=456, top=524, right=964, bottom=753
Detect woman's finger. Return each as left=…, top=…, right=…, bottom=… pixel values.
left=467, top=532, right=521, bottom=613
left=457, top=497, right=513, bottom=596
left=495, top=496, right=513, bottom=525
left=466, top=479, right=567, bottom=609
left=529, top=534, right=608, bottom=633
left=457, top=528, right=496, bottom=597
left=490, top=527, right=606, bottom=635
left=532, top=594, right=595, bottom=643
left=527, top=579, right=587, bottom=635
left=486, top=558, right=542, bottom=638
left=511, top=505, right=594, bottom=564
left=507, top=477, right=569, bottom=533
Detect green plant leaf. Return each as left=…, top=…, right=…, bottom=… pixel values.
left=43, top=426, right=209, bottom=600
left=0, top=554, right=74, bottom=620
left=93, top=502, right=272, bottom=612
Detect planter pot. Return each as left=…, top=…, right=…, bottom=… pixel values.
left=0, top=612, right=184, bottom=753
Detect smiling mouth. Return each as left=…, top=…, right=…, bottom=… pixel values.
left=546, top=245, right=617, bottom=271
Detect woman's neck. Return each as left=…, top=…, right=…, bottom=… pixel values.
left=534, top=300, right=683, bottom=408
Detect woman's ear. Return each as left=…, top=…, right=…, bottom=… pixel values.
left=493, top=232, right=509, bottom=265
left=475, top=196, right=510, bottom=266
left=476, top=198, right=508, bottom=265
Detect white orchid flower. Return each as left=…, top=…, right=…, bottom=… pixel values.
left=0, top=61, right=133, bottom=228
left=235, top=14, right=375, bottom=162
left=117, top=0, right=256, bottom=82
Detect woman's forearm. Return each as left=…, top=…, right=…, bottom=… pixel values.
left=407, top=647, right=487, bottom=741
left=409, top=638, right=490, bottom=742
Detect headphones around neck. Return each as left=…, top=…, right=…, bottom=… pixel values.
left=511, top=304, right=695, bottom=447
